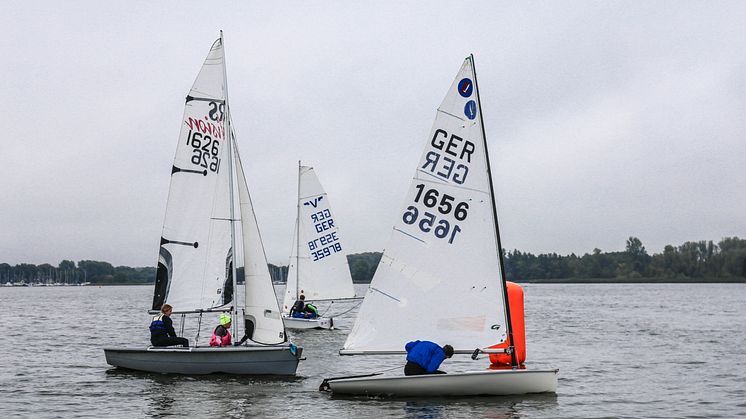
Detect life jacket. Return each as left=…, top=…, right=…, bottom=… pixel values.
left=149, top=314, right=167, bottom=336
left=210, top=325, right=232, bottom=347
left=305, top=303, right=318, bottom=315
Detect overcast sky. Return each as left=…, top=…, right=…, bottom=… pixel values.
left=1, top=1, right=744, bottom=267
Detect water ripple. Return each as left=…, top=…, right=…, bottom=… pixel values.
left=1, top=284, right=745, bottom=417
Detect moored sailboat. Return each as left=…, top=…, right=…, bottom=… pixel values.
left=320, top=55, right=557, bottom=396
left=281, top=162, right=358, bottom=330
left=104, top=33, right=302, bottom=375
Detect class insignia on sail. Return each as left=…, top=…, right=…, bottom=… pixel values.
left=281, top=162, right=356, bottom=330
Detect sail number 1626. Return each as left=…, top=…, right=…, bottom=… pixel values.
left=402, top=184, right=469, bottom=244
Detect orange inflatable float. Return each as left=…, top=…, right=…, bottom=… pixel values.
left=489, top=281, right=526, bottom=366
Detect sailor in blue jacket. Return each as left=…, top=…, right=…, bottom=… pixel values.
left=404, top=340, right=454, bottom=375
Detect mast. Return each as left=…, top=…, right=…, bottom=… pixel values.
left=470, top=54, right=518, bottom=368
left=221, top=31, right=239, bottom=338
left=295, top=160, right=301, bottom=300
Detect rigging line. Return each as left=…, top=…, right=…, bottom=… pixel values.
left=316, top=300, right=332, bottom=317
left=366, top=364, right=407, bottom=374
left=319, top=298, right=364, bottom=318
left=393, top=227, right=426, bottom=244
left=369, top=286, right=401, bottom=302
left=195, top=312, right=203, bottom=346
left=320, top=364, right=402, bottom=389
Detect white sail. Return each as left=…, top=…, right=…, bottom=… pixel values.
left=343, top=57, right=509, bottom=353
left=282, top=165, right=355, bottom=313
left=152, top=38, right=234, bottom=313
left=234, top=139, right=286, bottom=344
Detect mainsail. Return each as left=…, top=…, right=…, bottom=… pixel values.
left=282, top=165, right=355, bottom=313
left=152, top=38, right=233, bottom=313
left=343, top=57, right=509, bottom=353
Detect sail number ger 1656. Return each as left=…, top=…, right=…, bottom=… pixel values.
left=402, top=184, right=469, bottom=244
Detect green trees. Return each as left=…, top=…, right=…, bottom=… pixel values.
left=267, top=264, right=287, bottom=283
left=502, top=237, right=746, bottom=282
left=347, top=252, right=382, bottom=283
left=1, top=237, right=744, bottom=284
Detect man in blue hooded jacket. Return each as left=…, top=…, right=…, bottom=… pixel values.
left=404, top=340, right=454, bottom=376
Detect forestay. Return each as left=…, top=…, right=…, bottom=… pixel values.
left=343, top=57, right=508, bottom=353
left=282, top=165, right=355, bottom=313
left=152, top=39, right=234, bottom=313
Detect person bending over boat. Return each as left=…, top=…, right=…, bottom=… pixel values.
left=289, top=294, right=307, bottom=318
left=210, top=313, right=233, bottom=347
left=404, top=340, right=454, bottom=375
left=149, top=304, right=189, bottom=347
left=303, top=303, right=319, bottom=319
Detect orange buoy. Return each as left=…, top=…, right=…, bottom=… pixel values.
left=489, top=281, right=526, bottom=366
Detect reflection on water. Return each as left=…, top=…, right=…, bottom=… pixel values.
left=1, top=283, right=745, bottom=417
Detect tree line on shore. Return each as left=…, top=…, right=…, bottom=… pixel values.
left=2, top=237, right=743, bottom=285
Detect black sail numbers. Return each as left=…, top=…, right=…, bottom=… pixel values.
left=402, top=127, right=475, bottom=245
left=183, top=99, right=225, bottom=175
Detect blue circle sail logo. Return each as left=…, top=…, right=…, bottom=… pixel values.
left=458, top=78, right=473, bottom=97
left=464, top=100, right=477, bottom=120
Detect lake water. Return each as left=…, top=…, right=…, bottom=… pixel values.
left=1, top=283, right=744, bottom=418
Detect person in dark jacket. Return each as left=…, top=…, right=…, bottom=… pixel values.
left=149, top=304, right=189, bottom=347
left=289, top=294, right=306, bottom=318
left=404, top=340, right=454, bottom=375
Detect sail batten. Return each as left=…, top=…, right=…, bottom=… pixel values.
left=152, top=38, right=233, bottom=313
left=343, top=57, right=509, bottom=353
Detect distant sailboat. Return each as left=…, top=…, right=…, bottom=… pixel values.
left=321, top=56, right=557, bottom=396
left=281, top=162, right=357, bottom=329
left=104, top=32, right=302, bottom=375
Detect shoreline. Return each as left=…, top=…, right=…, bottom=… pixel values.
left=6, top=278, right=745, bottom=287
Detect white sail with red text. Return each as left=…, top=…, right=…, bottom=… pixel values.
left=152, top=38, right=234, bottom=313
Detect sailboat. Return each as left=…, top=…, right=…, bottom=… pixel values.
left=104, top=33, right=302, bottom=375
left=281, top=162, right=357, bottom=329
left=320, top=56, right=557, bottom=396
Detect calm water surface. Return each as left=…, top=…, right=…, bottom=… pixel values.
left=1, top=283, right=744, bottom=418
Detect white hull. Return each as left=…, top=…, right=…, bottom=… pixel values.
left=104, top=344, right=302, bottom=375
left=283, top=315, right=333, bottom=330
left=321, top=368, right=558, bottom=397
